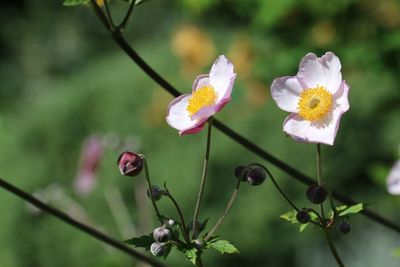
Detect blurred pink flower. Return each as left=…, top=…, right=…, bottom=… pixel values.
left=74, top=136, right=103, bottom=196
left=271, top=52, right=350, bottom=145
left=387, top=160, right=400, bottom=195
left=166, top=55, right=236, bottom=135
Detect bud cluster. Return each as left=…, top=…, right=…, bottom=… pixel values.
left=150, top=224, right=173, bottom=257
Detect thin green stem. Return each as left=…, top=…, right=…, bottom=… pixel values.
left=118, top=0, right=137, bottom=31
left=192, top=117, right=213, bottom=239
left=163, top=185, right=191, bottom=244
left=252, top=164, right=299, bottom=212
left=317, top=144, right=326, bottom=220
left=204, top=176, right=242, bottom=241
left=142, top=157, right=164, bottom=225
left=323, top=228, right=345, bottom=267
left=103, top=0, right=116, bottom=29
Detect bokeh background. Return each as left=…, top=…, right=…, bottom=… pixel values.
left=0, top=0, right=400, bottom=266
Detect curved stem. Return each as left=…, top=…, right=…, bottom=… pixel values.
left=88, top=5, right=400, bottom=234
left=163, top=185, right=191, bottom=244
left=195, top=255, right=203, bottom=267
left=0, top=178, right=167, bottom=267
left=192, top=118, right=213, bottom=239
left=252, top=164, right=299, bottom=212
left=204, top=176, right=242, bottom=241
left=142, top=157, right=164, bottom=225
left=323, top=229, right=345, bottom=267
left=118, top=0, right=137, bottom=31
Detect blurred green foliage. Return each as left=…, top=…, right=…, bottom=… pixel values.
left=0, top=0, right=400, bottom=266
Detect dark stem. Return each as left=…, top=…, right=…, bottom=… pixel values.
left=204, top=176, right=242, bottom=241
left=252, top=164, right=299, bottom=212
left=0, top=178, right=167, bottom=267
left=195, top=255, right=203, bottom=267
left=90, top=0, right=112, bottom=30
left=103, top=0, right=116, bottom=29
left=323, top=228, right=345, bottom=267
left=163, top=185, right=191, bottom=244
left=192, top=117, right=213, bottom=239
left=142, top=157, right=164, bottom=225
left=118, top=0, right=137, bottom=31
left=88, top=5, right=400, bottom=234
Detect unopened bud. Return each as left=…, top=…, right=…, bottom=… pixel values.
left=338, top=222, right=351, bottom=234
left=234, top=165, right=249, bottom=181
left=296, top=210, right=311, bottom=224
left=246, top=167, right=266, bottom=186
left=147, top=185, right=164, bottom=201
left=306, top=184, right=328, bottom=204
left=153, top=227, right=171, bottom=242
left=117, top=151, right=143, bottom=177
left=167, top=219, right=175, bottom=226
left=150, top=242, right=166, bottom=257
left=194, top=239, right=203, bottom=249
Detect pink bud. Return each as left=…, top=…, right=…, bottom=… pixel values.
left=117, top=151, right=144, bottom=177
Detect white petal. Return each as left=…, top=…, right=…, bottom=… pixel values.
left=192, top=74, right=210, bottom=92
left=209, top=55, right=236, bottom=102
left=297, top=52, right=342, bottom=94
left=283, top=113, right=311, bottom=142
left=333, top=80, right=350, bottom=112
left=271, top=76, right=303, bottom=113
left=304, top=107, right=345, bottom=145
left=166, top=94, right=198, bottom=131
left=387, top=160, right=400, bottom=195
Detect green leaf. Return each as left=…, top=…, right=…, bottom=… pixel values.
left=184, top=247, right=198, bottom=265
left=207, top=239, right=239, bottom=254
left=280, top=210, right=298, bottom=224
left=63, top=0, right=89, bottom=6
left=124, top=233, right=154, bottom=250
left=338, top=203, right=363, bottom=217
left=299, top=223, right=309, bottom=232
left=335, top=205, right=348, bottom=212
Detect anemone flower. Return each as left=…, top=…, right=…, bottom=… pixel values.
left=387, top=160, right=400, bottom=195
left=166, top=55, right=236, bottom=135
left=271, top=52, right=350, bottom=145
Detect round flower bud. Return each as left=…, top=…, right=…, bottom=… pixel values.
left=296, top=210, right=311, bottom=224
left=338, top=222, right=351, bottom=234
left=234, top=165, right=249, bottom=181
left=117, top=151, right=143, bottom=177
left=153, top=227, right=172, bottom=242
left=194, top=239, right=203, bottom=250
left=246, top=167, right=267, bottom=186
left=167, top=219, right=175, bottom=227
left=147, top=185, right=164, bottom=201
left=150, top=242, right=166, bottom=257
left=306, top=184, right=328, bottom=204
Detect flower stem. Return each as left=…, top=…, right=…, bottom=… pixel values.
left=323, top=228, right=345, bottom=267
left=142, top=157, right=164, bottom=225
left=316, top=144, right=326, bottom=219
left=192, top=117, right=213, bottom=239
left=163, top=185, right=191, bottom=244
left=103, top=0, right=116, bottom=29
left=252, top=164, right=299, bottom=211
left=117, top=0, right=137, bottom=31
left=204, top=176, right=242, bottom=241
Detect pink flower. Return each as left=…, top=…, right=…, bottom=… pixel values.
left=166, top=55, right=236, bottom=135
left=271, top=52, right=350, bottom=145
left=387, top=160, right=400, bottom=195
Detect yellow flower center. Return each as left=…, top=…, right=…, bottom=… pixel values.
left=187, top=85, right=218, bottom=116
left=298, top=86, right=333, bottom=122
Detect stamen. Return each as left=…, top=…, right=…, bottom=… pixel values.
left=298, top=86, right=333, bottom=122
left=187, top=85, right=217, bottom=116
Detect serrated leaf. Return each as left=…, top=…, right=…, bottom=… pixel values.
left=63, top=0, right=89, bottom=6
left=208, top=239, right=239, bottom=254
left=338, top=203, right=363, bottom=217
left=280, top=210, right=298, bottom=224
left=184, top=247, right=198, bottom=265
left=124, top=233, right=154, bottom=250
